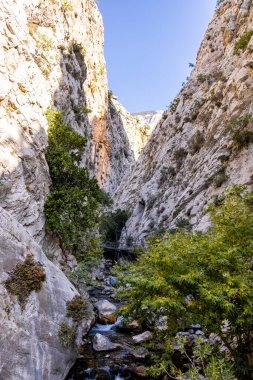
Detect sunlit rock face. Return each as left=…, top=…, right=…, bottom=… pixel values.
left=115, top=0, right=253, bottom=242
left=0, top=0, right=157, bottom=376
left=105, top=98, right=162, bottom=193
left=0, top=0, right=131, bottom=378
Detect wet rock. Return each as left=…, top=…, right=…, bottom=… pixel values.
left=131, top=347, right=150, bottom=359
left=95, top=300, right=117, bottom=324
left=117, top=319, right=141, bottom=333
left=195, top=330, right=205, bottom=336
left=93, top=333, right=120, bottom=352
left=129, top=365, right=148, bottom=378
left=132, top=331, right=153, bottom=344
left=96, top=273, right=105, bottom=281
left=106, top=275, right=117, bottom=286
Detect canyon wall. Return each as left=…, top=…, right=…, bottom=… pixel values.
left=0, top=0, right=146, bottom=378
left=115, top=0, right=253, bottom=242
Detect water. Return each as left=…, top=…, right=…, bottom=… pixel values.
left=88, top=317, right=124, bottom=337
left=65, top=259, right=151, bottom=380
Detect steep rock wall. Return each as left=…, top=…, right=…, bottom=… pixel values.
left=0, top=207, right=94, bottom=380
left=0, top=0, right=127, bottom=377
left=0, top=0, right=157, bottom=377
left=115, top=0, right=253, bottom=242
left=106, top=98, right=162, bottom=193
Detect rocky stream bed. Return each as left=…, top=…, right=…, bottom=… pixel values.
left=65, top=258, right=154, bottom=380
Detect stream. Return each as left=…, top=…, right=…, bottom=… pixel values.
left=66, top=257, right=153, bottom=380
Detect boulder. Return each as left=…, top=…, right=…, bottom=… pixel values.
left=129, top=365, right=148, bottom=378
left=131, top=347, right=150, bottom=359
left=132, top=331, right=153, bottom=344
left=95, top=300, right=117, bottom=324
left=117, top=319, right=141, bottom=333
left=92, top=333, right=120, bottom=352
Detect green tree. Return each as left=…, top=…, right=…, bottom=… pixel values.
left=44, top=109, right=110, bottom=256
left=100, top=209, right=129, bottom=243
left=117, top=186, right=253, bottom=378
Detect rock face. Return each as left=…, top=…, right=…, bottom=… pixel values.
left=106, top=99, right=162, bottom=193
left=115, top=0, right=253, bottom=242
left=0, top=0, right=146, bottom=378
left=0, top=207, right=95, bottom=380
left=0, top=0, right=153, bottom=244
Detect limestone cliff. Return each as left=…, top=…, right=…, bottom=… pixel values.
left=106, top=98, right=162, bottom=193
left=0, top=0, right=140, bottom=378
left=0, top=0, right=157, bottom=376
left=115, top=0, right=253, bottom=242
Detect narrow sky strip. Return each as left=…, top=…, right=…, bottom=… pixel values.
left=99, top=0, right=217, bottom=113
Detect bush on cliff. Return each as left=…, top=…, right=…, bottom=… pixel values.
left=117, top=185, right=253, bottom=379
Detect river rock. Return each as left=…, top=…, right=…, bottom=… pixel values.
left=129, top=365, right=148, bottom=378
left=117, top=319, right=141, bottom=333
left=92, top=333, right=120, bottom=352
left=95, top=300, right=117, bottom=324
left=132, top=331, right=153, bottom=344
left=131, top=347, right=150, bottom=359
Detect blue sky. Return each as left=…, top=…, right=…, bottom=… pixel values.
left=98, top=0, right=217, bottom=113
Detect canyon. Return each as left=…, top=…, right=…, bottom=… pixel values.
left=0, top=0, right=252, bottom=378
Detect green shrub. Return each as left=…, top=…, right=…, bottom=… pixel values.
left=62, top=0, right=73, bottom=11
left=213, top=169, right=227, bottom=188
left=5, top=255, right=46, bottom=309
left=234, top=30, right=253, bottom=55
left=216, top=0, right=225, bottom=8
left=36, top=34, right=53, bottom=51
left=44, top=109, right=110, bottom=254
left=173, top=147, right=187, bottom=168
left=197, top=73, right=212, bottom=84
left=175, top=217, right=192, bottom=230
left=226, top=114, right=253, bottom=149
left=58, top=322, right=76, bottom=347
left=189, top=130, right=204, bottom=154
left=117, top=186, right=253, bottom=378
left=66, top=295, right=90, bottom=323
left=100, top=209, right=129, bottom=243
left=170, top=97, right=180, bottom=114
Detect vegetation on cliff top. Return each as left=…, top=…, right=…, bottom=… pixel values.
left=116, top=186, right=253, bottom=379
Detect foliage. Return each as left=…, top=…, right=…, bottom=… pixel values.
left=234, top=30, right=253, bottom=55
left=44, top=109, right=110, bottom=254
left=226, top=114, right=253, bottom=149
left=108, top=90, right=116, bottom=99
left=67, top=253, right=100, bottom=285
left=100, top=209, right=129, bottom=243
left=173, top=147, right=187, bottom=168
left=5, top=254, right=46, bottom=309
left=36, top=34, right=53, bottom=51
left=197, top=73, right=212, bottom=84
left=188, top=130, right=204, bottom=154
left=213, top=169, right=227, bottom=188
left=62, top=0, right=73, bottom=11
left=58, top=322, right=76, bottom=347
left=216, top=0, right=225, bottom=9
left=170, top=97, right=180, bottom=114
left=116, top=186, right=253, bottom=378
left=149, top=336, right=236, bottom=379
left=175, top=217, right=192, bottom=230
left=66, top=295, right=91, bottom=323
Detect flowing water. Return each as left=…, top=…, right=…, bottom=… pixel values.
left=66, top=258, right=152, bottom=380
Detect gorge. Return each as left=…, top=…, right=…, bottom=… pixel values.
left=0, top=0, right=253, bottom=379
